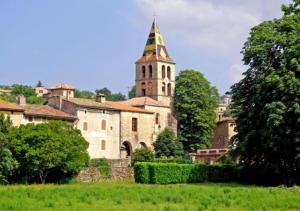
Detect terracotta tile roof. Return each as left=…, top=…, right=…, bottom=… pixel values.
left=105, top=101, right=153, bottom=114
left=0, top=100, right=24, bottom=112
left=20, top=104, right=77, bottom=121
left=121, top=97, right=169, bottom=108
left=217, top=117, right=235, bottom=124
left=65, top=98, right=118, bottom=110
left=49, top=83, right=75, bottom=90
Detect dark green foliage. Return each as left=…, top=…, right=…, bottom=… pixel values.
left=153, top=157, right=190, bottom=164
left=134, top=163, right=208, bottom=184
left=128, top=85, right=136, bottom=99
left=95, top=87, right=126, bottom=101
left=8, top=121, right=89, bottom=183
left=175, top=70, right=220, bottom=152
left=36, top=81, right=43, bottom=87
left=74, top=89, right=95, bottom=99
left=208, top=165, right=240, bottom=183
left=89, top=159, right=111, bottom=179
left=230, top=0, right=300, bottom=186
left=133, top=162, right=150, bottom=183
left=153, top=128, right=184, bottom=157
left=132, top=148, right=155, bottom=165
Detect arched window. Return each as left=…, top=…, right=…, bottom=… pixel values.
left=162, top=65, right=165, bottom=78
left=101, top=140, right=106, bottom=150
left=147, top=82, right=153, bottom=96
left=162, top=83, right=166, bottom=96
left=101, top=119, right=106, bottom=130
left=83, top=122, right=88, bottom=131
left=155, top=113, right=160, bottom=124
left=167, top=66, right=171, bottom=79
left=149, top=65, right=152, bottom=78
left=167, top=83, right=171, bottom=96
left=142, top=66, right=146, bottom=78
left=141, top=82, right=146, bottom=96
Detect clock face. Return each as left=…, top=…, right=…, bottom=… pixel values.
left=163, top=77, right=169, bottom=84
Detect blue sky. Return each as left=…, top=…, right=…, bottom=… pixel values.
left=0, top=0, right=291, bottom=95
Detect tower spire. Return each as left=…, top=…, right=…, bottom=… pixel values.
left=136, top=19, right=174, bottom=64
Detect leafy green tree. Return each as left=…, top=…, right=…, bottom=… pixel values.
left=95, top=87, right=126, bottom=101
left=11, top=84, right=36, bottom=97
left=132, top=148, right=155, bottom=165
left=175, top=70, right=219, bottom=152
left=230, top=0, right=300, bottom=185
left=128, top=85, right=136, bottom=99
left=74, top=89, right=94, bottom=99
left=153, top=128, right=184, bottom=157
left=8, top=121, right=89, bottom=183
left=26, top=96, right=46, bottom=104
left=0, top=114, right=18, bottom=184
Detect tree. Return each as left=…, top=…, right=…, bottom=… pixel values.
left=230, top=0, right=300, bottom=185
left=95, top=87, right=126, bottom=101
left=175, top=70, right=219, bottom=152
left=11, top=84, right=36, bottom=97
left=36, top=81, right=43, bottom=87
left=153, top=128, right=184, bottom=157
left=128, top=85, right=136, bottom=99
left=8, top=121, right=89, bottom=183
left=132, top=148, right=155, bottom=165
left=74, top=89, right=94, bottom=99
left=0, top=114, right=18, bottom=184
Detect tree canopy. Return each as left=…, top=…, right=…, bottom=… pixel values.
left=95, top=87, right=126, bottom=101
left=230, top=0, right=300, bottom=185
left=8, top=121, right=89, bottom=183
left=175, top=70, right=219, bottom=152
left=153, top=128, right=183, bottom=157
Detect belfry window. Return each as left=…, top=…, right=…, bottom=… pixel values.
left=149, top=65, right=152, bottom=78
left=167, top=66, right=171, bottom=79
left=167, top=83, right=171, bottom=96
left=142, top=66, right=146, bottom=78
left=162, top=65, right=165, bottom=78
left=162, top=83, right=166, bottom=95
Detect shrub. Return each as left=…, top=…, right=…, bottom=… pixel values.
left=133, top=162, right=150, bottom=183
left=89, top=159, right=111, bottom=179
left=132, top=148, right=154, bottom=165
left=189, top=164, right=208, bottom=183
left=154, top=157, right=188, bottom=164
left=208, top=164, right=240, bottom=182
left=153, top=129, right=184, bottom=157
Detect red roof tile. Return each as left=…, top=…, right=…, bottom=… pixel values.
left=0, top=100, right=24, bottom=112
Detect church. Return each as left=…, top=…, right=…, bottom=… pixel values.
left=46, top=19, right=177, bottom=159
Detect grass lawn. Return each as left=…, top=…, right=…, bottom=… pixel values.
left=0, top=182, right=299, bottom=211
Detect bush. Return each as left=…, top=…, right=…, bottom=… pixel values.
left=134, top=163, right=208, bottom=184
left=133, top=163, right=244, bottom=184
left=154, top=157, right=191, bottom=164
left=133, top=162, right=150, bottom=183
left=208, top=164, right=240, bottom=182
left=132, top=148, right=154, bottom=165
left=89, top=159, right=111, bottom=179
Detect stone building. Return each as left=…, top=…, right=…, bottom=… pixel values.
left=0, top=99, right=24, bottom=126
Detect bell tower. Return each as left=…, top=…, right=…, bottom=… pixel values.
left=135, top=19, right=175, bottom=107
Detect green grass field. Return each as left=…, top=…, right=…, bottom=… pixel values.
left=0, top=182, right=299, bottom=211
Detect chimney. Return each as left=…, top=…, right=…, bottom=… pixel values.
left=96, top=93, right=106, bottom=103
left=17, top=95, right=26, bottom=105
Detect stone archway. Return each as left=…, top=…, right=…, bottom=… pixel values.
left=139, top=142, right=147, bottom=148
left=121, top=141, right=132, bottom=159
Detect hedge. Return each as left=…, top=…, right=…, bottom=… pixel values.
left=134, top=162, right=240, bottom=184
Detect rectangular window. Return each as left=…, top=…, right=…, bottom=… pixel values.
left=101, top=140, right=106, bottom=150
left=101, top=119, right=106, bottom=130
left=83, top=122, right=88, bottom=131
left=132, top=118, right=138, bottom=132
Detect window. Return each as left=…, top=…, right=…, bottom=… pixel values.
left=132, top=118, right=138, bottom=132
left=168, top=113, right=172, bottom=127
left=155, top=113, right=160, bottom=124
left=162, top=83, right=166, bottom=95
left=142, top=89, right=146, bottom=96
left=148, top=65, right=152, bottom=78
left=167, top=66, right=171, bottom=79
left=101, top=120, right=106, bottom=130
left=167, top=83, right=171, bottom=96
left=83, top=122, right=88, bottom=131
left=39, top=90, right=43, bottom=93
left=142, top=66, right=146, bottom=78
left=162, top=65, right=165, bottom=78
left=28, top=117, right=33, bottom=122
left=101, top=140, right=106, bottom=150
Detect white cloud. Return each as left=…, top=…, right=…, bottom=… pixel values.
left=228, top=64, right=246, bottom=84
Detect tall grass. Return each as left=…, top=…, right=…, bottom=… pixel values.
left=0, top=182, right=299, bottom=210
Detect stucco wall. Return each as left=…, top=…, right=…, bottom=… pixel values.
left=0, top=111, right=23, bottom=126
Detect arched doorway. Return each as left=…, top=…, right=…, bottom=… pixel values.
left=121, top=141, right=132, bottom=158
left=139, top=142, right=147, bottom=148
